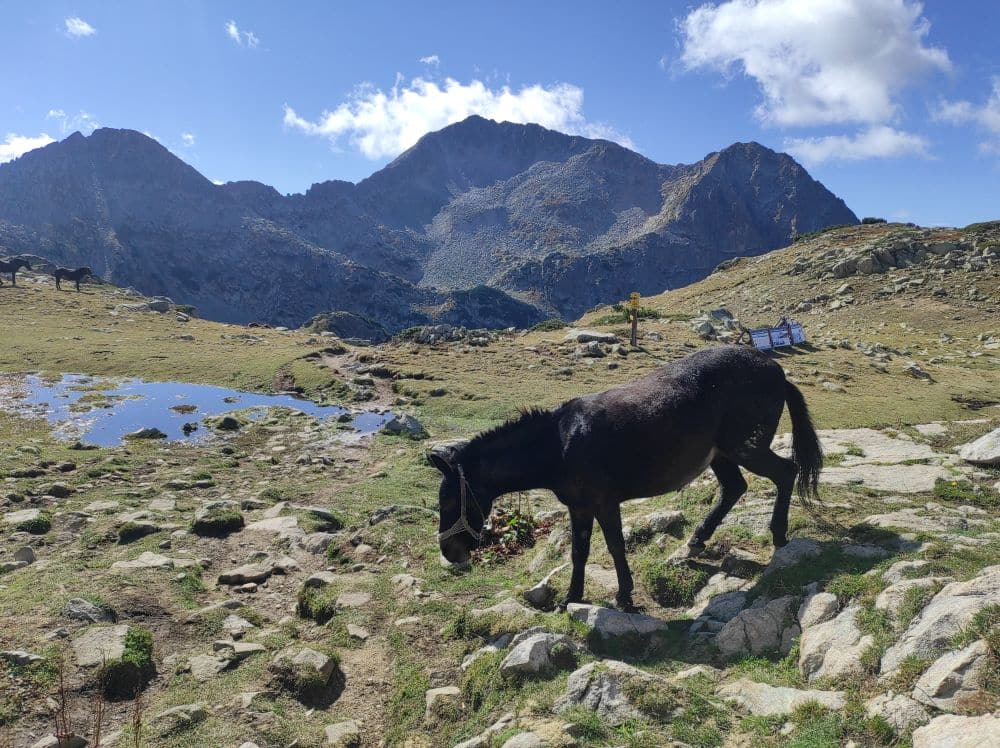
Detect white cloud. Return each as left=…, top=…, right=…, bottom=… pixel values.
left=283, top=76, right=631, bottom=159
left=226, top=20, right=259, bottom=47
left=785, top=125, right=930, bottom=164
left=0, top=133, right=56, bottom=163
left=47, top=109, right=100, bottom=135
left=935, top=77, right=1000, bottom=154
left=419, top=55, right=440, bottom=66
left=65, top=17, right=96, bottom=37
left=679, top=0, right=950, bottom=127
left=181, top=132, right=196, bottom=147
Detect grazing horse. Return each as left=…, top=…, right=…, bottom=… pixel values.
left=0, top=257, right=31, bottom=286
left=431, top=345, right=823, bottom=611
left=54, top=266, right=94, bottom=291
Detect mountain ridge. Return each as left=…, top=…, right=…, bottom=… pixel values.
left=0, top=117, right=858, bottom=331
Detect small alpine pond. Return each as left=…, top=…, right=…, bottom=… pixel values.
left=2, top=373, right=394, bottom=446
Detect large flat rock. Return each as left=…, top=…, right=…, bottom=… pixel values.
left=717, top=679, right=846, bottom=716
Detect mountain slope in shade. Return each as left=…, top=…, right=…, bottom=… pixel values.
left=0, top=117, right=857, bottom=330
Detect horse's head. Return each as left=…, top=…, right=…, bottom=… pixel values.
left=18, top=258, right=30, bottom=270
left=429, top=440, right=487, bottom=565
left=80, top=266, right=94, bottom=278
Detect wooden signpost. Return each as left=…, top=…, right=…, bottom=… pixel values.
left=628, top=292, right=640, bottom=347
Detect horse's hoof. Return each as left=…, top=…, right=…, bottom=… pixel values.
left=617, top=599, right=644, bottom=614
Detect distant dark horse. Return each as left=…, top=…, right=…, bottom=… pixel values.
left=431, top=346, right=823, bottom=611
left=0, top=257, right=30, bottom=286
left=54, top=266, right=94, bottom=291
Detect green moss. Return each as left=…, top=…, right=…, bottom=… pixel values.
left=639, top=560, right=709, bottom=607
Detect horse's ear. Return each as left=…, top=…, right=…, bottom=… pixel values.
left=427, top=450, right=455, bottom=475
left=427, top=439, right=469, bottom=475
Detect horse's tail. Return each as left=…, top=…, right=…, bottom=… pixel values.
left=784, top=380, right=823, bottom=499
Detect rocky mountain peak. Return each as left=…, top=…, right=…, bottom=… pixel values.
left=0, top=119, right=858, bottom=332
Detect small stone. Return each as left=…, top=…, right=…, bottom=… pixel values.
left=152, top=703, right=208, bottom=732
left=325, top=720, right=362, bottom=747
left=425, top=685, right=463, bottom=722
left=64, top=598, right=116, bottom=624
left=335, top=591, right=372, bottom=609
left=346, top=624, right=370, bottom=641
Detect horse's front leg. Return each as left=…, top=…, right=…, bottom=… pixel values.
left=557, top=506, right=593, bottom=611
left=596, top=504, right=637, bottom=611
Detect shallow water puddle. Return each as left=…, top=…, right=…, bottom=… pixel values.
left=3, top=373, right=394, bottom=446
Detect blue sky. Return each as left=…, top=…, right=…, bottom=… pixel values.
left=2, top=1, right=998, bottom=226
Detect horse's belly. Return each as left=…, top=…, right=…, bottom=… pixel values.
left=620, top=447, right=716, bottom=499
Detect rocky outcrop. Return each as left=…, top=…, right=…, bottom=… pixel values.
left=912, top=713, right=1000, bottom=748
left=881, top=565, right=1000, bottom=674
left=799, top=605, right=872, bottom=682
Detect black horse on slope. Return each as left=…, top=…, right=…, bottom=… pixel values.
left=431, top=345, right=823, bottom=611
left=0, top=257, right=31, bottom=286
left=54, top=266, right=95, bottom=291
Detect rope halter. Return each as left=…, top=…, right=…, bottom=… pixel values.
left=437, top=465, right=484, bottom=543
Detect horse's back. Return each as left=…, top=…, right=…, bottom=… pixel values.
left=553, top=346, right=788, bottom=499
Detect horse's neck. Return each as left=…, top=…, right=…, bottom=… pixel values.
left=472, top=418, right=559, bottom=495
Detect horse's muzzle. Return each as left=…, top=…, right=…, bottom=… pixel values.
left=440, top=536, right=472, bottom=565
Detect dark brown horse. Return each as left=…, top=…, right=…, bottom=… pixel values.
left=431, top=345, right=823, bottom=611
left=54, top=266, right=94, bottom=291
left=0, top=257, right=31, bottom=286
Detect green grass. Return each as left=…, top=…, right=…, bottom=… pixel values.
left=639, top=560, right=710, bottom=607
left=933, top=478, right=999, bottom=509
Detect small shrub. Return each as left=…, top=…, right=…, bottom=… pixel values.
left=117, top=521, right=162, bottom=544
left=529, top=318, right=567, bottom=332
left=861, top=217, right=887, bottom=224
left=296, top=586, right=339, bottom=624
left=16, top=512, right=51, bottom=535
left=640, top=561, right=709, bottom=607
left=190, top=508, right=245, bottom=538
left=102, top=626, right=155, bottom=700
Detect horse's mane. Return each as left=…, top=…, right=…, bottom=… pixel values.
left=466, top=406, right=553, bottom=452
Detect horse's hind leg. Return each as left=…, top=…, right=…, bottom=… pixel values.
left=736, top=449, right=798, bottom=548
left=689, top=456, right=748, bottom=552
